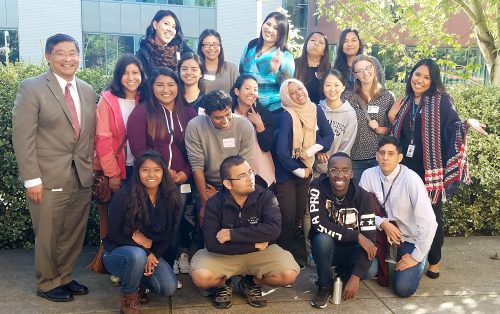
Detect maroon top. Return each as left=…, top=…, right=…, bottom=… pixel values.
left=127, top=104, right=197, bottom=178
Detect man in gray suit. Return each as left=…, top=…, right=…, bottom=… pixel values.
left=12, top=34, right=96, bottom=302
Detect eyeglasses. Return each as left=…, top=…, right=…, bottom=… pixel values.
left=202, top=42, right=221, bottom=49
left=354, top=64, right=374, bottom=74
left=53, top=51, right=79, bottom=59
left=327, top=168, right=352, bottom=176
left=226, top=169, right=255, bottom=182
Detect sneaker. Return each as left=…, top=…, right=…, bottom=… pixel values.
left=173, top=259, right=180, bottom=275
left=213, top=280, right=233, bottom=309
left=307, top=254, right=316, bottom=268
left=238, top=276, right=267, bottom=308
left=177, top=280, right=183, bottom=289
left=178, top=252, right=190, bottom=274
left=311, top=286, right=331, bottom=309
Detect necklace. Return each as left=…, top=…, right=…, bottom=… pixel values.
left=308, top=60, right=320, bottom=67
left=333, top=194, right=346, bottom=206
left=257, top=45, right=274, bottom=57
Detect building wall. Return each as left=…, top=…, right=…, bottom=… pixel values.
left=18, top=0, right=83, bottom=64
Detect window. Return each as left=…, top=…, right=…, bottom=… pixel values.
left=83, top=34, right=136, bottom=74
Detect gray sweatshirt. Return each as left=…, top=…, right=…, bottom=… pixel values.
left=185, top=114, right=255, bottom=185
left=314, top=99, right=358, bottom=175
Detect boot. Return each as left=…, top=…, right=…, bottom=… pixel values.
left=138, top=284, right=149, bottom=304
left=120, top=291, right=143, bottom=314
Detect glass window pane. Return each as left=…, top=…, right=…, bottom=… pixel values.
left=83, top=33, right=106, bottom=69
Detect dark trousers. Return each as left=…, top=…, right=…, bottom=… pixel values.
left=428, top=198, right=444, bottom=265
left=274, top=176, right=311, bottom=256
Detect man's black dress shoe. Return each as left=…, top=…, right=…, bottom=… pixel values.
left=63, top=280, right=89, bottom=295
left=37, top=286, right=74, bottom=302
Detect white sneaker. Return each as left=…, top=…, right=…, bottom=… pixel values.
left=178, top=252, right=190, bottom=274
left=177, top=279, right=183, bottom=289
left=173, top=259, right=180, bottom=274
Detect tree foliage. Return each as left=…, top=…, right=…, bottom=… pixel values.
left=317, top=0, right=500, bottom=85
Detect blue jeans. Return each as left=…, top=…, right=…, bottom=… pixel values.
left=352, top=158, right=377, bottom=185
left=103, top=246, right=177, bottom=296
left=366, top=241, right=426, bottom=297
left=312, top=233, right=377, bottom=287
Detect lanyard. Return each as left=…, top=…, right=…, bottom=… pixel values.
left=409, top=98, right=421, bottom=144
left=380, top=166, right=402, bottom=209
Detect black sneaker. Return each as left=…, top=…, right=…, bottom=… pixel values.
left=238, top=276, right=267, bottom=308
left=213, top=280, right=233, bottom=309
left=311, top=286, right=331, bottom=309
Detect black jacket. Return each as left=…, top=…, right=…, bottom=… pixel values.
left=309, top=174, right=376, bottom=277
left=136, top=38, right=193, bottom=76
left=203, top=185, right=281, bottom=255
left=103, top=184, right=180, bottom=258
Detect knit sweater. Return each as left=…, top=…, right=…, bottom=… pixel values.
left=185, top=114, right=255, bottom=185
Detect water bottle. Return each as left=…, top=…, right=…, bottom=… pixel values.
left=332, top=277, right=342, bottom=305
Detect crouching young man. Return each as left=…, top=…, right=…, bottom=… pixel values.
left=309, top=152, right=377, bottom=308
left=190, top=156, right=299, bottom=309
left=359, top=136, right=437, bottom=297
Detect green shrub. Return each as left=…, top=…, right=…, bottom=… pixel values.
left=0, top=63, right=498, bottom=249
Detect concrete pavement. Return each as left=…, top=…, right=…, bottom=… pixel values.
left=1, top=236, right=499, bottom=313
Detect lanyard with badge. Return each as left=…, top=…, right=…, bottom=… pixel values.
left=380, top=166, right=402, bottom=210
left=406, top=99, right=422, bottom=158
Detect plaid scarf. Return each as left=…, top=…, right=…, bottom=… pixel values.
left=147, top=38, right=178, bottom=70
left=391, top=93, right=469, bottom=204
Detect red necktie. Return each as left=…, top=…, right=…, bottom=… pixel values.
left=65, top=83, right=81, bottom=139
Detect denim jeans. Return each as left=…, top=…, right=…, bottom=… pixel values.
left=311, top=233, right=377, bottom=287
left=103, top=246, right=177, bottom=296
left=352, top=158, right=377, bottom=185
left=392, top=241, right=426, bottom=297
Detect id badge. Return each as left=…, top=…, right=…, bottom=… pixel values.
left=176, top=52, right=181, bottom=61
left=406, top=144, right=415, bottom=158
left=367, top=105, right=380, bottom=114
left=197, top=107, right=206, bottom=115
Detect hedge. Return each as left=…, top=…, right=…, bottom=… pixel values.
left=0, top=63, right=498, bottom=249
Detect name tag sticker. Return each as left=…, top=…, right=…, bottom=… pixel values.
left=51, top=188, right=63, bottom=192
left=203, top=74, right=216, bottom=81
left=176, top=52, right=181, bottom=60
left=223, top=138, right=236, bottom=148
left=180, top=184, right=191, bottom=194
left=367, top=105, right=380, bottom=114
left=406, top=144, right=415, bottom=158
left=197, top=107, right=206, bottom=115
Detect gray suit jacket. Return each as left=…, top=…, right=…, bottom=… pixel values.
left=12, top=70, right=96, bottom=189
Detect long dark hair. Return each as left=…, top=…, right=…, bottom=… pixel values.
left=333, top=28, right=364, bottom=78
left=230, top=74, right=263, bottom=109
left=146, top=67, right=186, bottom=140
left=197, top=29, right=225, bottom=75
left=108, top=54, right=148, bottom=103
left=123, top=150, right=181, bottom=235
left=178, top=52, right=204, bottom=106
left=406, top=58, right=447, bottom=97
left=295, top=32, right=331, bottom=83
left=248, top=11, right=290, bottom=52
left=145, top=10, right=184, bottom=48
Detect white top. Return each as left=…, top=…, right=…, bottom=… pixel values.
left=118, top=98, right=136, bottom=166
left=359, top=164, right=437, bottom=262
